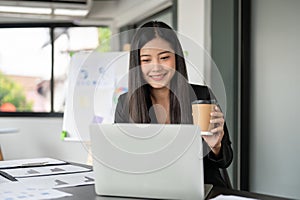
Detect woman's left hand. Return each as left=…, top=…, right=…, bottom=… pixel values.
left=202, top=106, right=225, bottom=156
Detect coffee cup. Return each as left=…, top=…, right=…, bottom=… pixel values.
left=192, top=100, right=217, bottom=135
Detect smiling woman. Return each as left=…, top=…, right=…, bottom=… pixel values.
left=114, top=21, right=233, bottom=188
left=140, top=38, right=176, bottom=89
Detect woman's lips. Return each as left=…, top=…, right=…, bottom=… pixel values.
left=149, top=73, right=167, bottom=81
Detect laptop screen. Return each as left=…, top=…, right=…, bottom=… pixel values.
left=90, top=123, right=204, bottom=200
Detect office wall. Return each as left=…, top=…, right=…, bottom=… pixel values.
left=178, top=0, right=206, bottom=47
left=177, top=0, right=209, bottom=85
left=179, top=0, right=237, bottom=188
left=210, top=0, right=237, bottom=188
left=250, top=0, right=300, bottom=199
left=0, top=118, right=89, bottom=163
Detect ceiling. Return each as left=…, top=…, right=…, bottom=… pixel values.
left=0, top=0, right=172, bottom=27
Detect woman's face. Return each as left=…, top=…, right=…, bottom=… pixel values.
left=140, top=37, right=176, bottom=89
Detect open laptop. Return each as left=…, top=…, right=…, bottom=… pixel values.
left=90, top=123, right=208, bottom=200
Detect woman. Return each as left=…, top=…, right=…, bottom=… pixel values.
left=115, top=21, right=233, bottom=187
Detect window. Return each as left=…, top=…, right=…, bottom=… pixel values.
left=0, top=24, right=111, bottom=116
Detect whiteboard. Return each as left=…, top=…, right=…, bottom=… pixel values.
left=62, top=51, right=129, bottom=141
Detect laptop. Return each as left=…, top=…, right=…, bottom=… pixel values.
left=90, top=123, right=206, bottom=200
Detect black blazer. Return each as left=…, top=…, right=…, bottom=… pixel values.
left=114, top=84, right=233, bottom=187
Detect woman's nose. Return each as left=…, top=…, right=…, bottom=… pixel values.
left=151, top=59, right=163, bottom=71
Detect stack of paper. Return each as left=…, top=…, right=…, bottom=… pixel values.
left=0, top=157, right=95, bottom=199
left=0, top=182, right=72, bottom=200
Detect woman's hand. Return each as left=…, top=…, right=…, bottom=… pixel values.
left=202, top=106, right=225, bottom=156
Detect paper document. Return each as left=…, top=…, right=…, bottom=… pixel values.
left=2, top=164, right=91, bottom=178
left=0, top=158, right=66, bottom=169
left=17, top=171, right=95, bottom=189
left=0, top=174, right=12, bottom=184
left=211, top=194, right=259, bottom=200
left=0, top=182, right=72, bottom=200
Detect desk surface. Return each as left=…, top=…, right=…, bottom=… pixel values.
left=0, top=159, right=291, bottom=200
left=57, top=184, right=292, bottom=200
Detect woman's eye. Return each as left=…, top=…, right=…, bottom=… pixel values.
left=141, top=59, right=150, bottom=63
left=160, top=56, right=170, bottom=60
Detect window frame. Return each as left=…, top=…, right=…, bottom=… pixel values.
left=0, top=22, right=104, bottom=117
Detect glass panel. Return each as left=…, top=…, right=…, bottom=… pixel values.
left=0, top=28, right=51, bottom=112
left=53, top=26, right=111, bottom=112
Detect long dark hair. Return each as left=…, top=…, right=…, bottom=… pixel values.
left=128, top=21, right=192, bottom=124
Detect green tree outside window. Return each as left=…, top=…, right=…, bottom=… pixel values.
left=0, top=71, right=33, bottom=112
left=97, top=27, right=111, bottom=52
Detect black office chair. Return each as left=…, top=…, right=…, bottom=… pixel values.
left=220, top=168, right=232, bottom=189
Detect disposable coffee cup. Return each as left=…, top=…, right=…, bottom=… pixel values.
left=192, top=100, right=217, bottom=135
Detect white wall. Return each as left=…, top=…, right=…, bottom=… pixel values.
left=178, top=0, right=206, bottom=46
left=0, top=118, right=89, bottom=163
left=178, top=0, right=211, bottom=85
left=250, top=0, right=300, bottom=199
